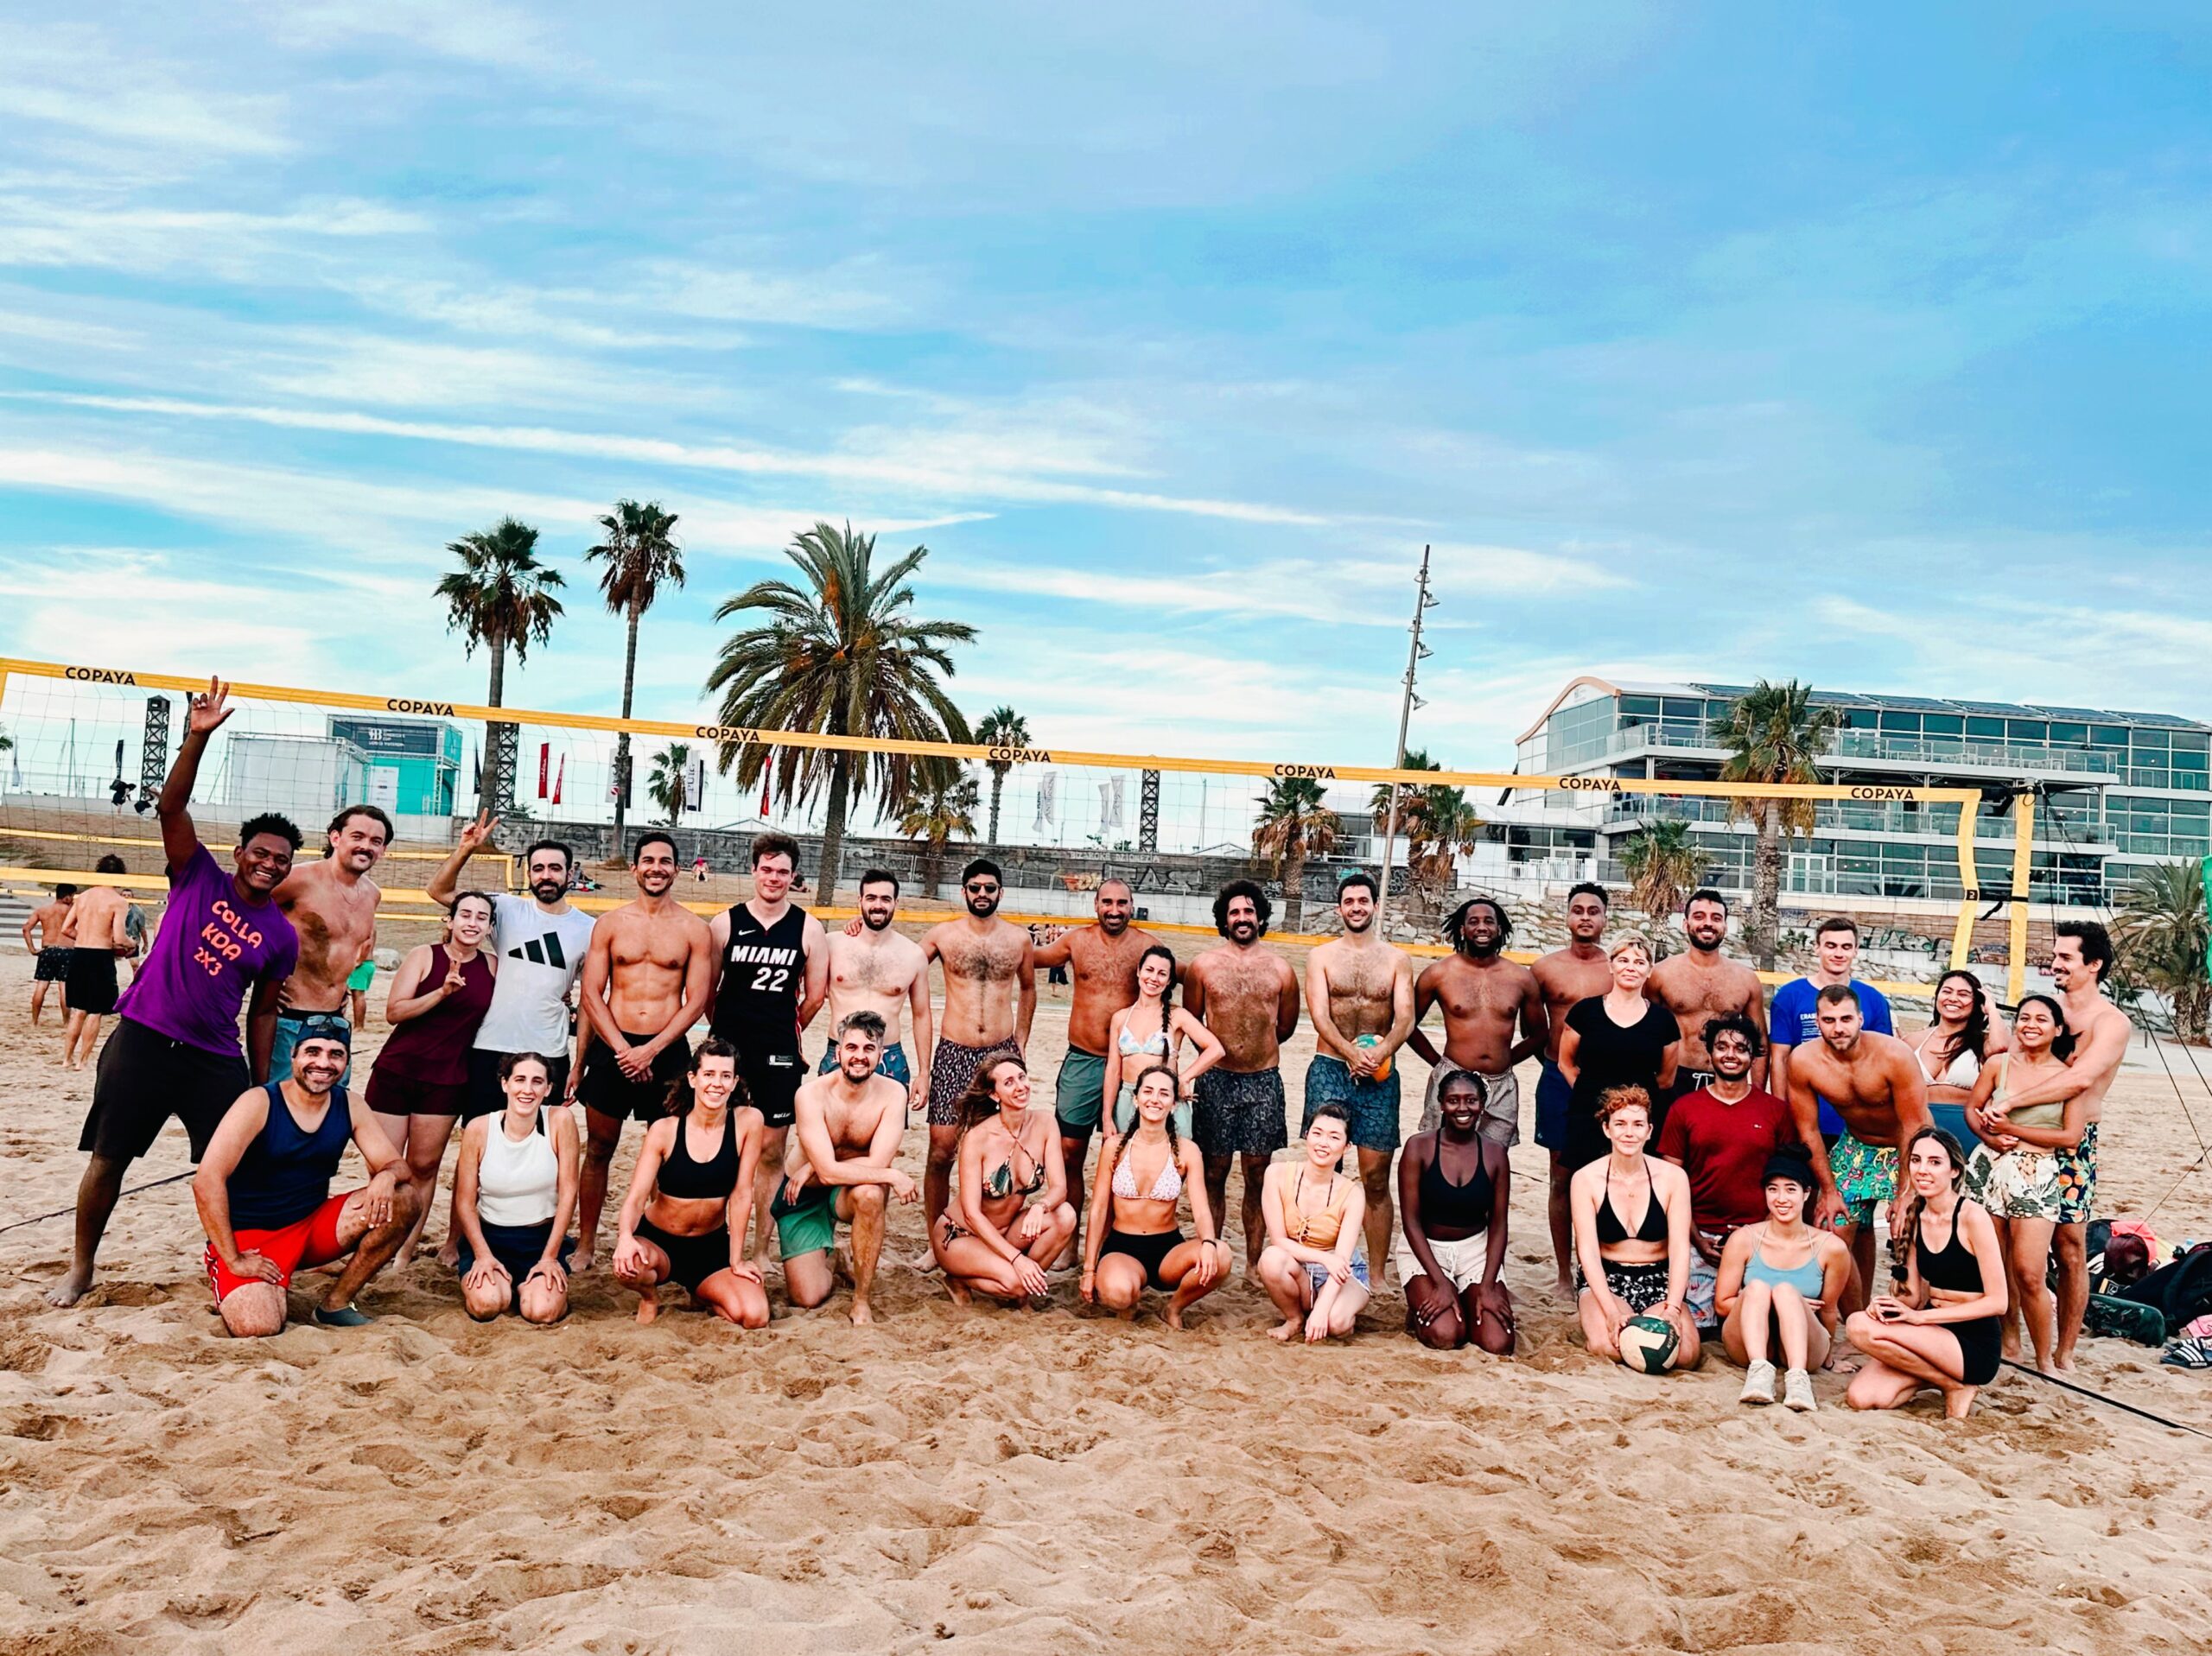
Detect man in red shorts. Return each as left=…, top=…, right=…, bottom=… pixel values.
left=192, top=1018, right=416, bottom=1336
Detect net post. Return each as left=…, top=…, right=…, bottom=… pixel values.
left=2007, top=792, right=2037, bottom=1003
left=1948, top=792, right=1980, bottom=971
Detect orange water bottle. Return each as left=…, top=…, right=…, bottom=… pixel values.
left=1357, top=1032, right=1391, bottom=1083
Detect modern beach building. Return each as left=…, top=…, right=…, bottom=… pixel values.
left=1487, top=678, right=2210, bottom=917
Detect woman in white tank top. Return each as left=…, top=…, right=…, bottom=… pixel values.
left=454, top=1052, right=580, bottom=1323
left=1912, top=969, right=2009, bottom=1148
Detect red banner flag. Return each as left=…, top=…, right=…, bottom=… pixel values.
left=537, top=743, right=550, bottom=800
left=552, top=754, right=564, bottom=806
left=760, top=770, right=772, bottom=820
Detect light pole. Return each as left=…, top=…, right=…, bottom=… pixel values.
left=1375, top=545, right=1435, bottom=933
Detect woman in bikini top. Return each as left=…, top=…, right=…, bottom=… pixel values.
left=929, top=1054, right=1078, bottom=1305
left=1080, top=1063, right=1230, bottom=1326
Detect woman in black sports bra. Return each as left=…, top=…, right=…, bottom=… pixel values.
left=611, top=1037, right=769, bottom=1327
left=1569, top=1085, right=1701, bottom=1371
left=1400, top=1069, right=1515, bottom=1355
left=1846, top=1127, right=2008, bottom=1419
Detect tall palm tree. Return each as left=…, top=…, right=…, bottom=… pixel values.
left=2114, top=860, right=2208, bottom=1042
left=1252, top=776, right=1338, bottom=932
left=897, top=762, right=981, bottom=899
left=703, top=522, right=976, bottom=904
left=1370, top=750, right=1482, bottom=917
left=1619, top=819, right=1707, bottom=929
left=646, top=740, right=692, bottom=828
left=587, top=499, right=683, bottom=842
left=974, top=706, right=1031, bottom=845
left=1717, top=680, right=1839, bottom=969
left=436, top=517, right=564, bottom=813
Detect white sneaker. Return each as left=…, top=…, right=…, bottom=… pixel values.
left=1783, top=1368, right=1816, bottom=1412
left=1739, top=1359, right=1777, bottom=1405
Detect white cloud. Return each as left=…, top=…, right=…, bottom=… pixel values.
left=0, top=23, right=292, bottom=158
left=0, top=197, right=429, bottom=279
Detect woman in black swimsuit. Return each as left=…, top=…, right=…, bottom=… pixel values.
left=1846, top=1127, right=2008, bottom=1419
left=931, top=1054, right=1077, bottom=1305
left=610, top=1038, right=769, bottom=1327
left=1399, top=1069, right=1514, bottom=1355
left=1569, top=1085, right=1700, bottom=1370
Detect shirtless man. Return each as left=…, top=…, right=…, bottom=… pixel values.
left=823, top=867, right=932, bottom=1101
left=1974, top=922, right=2130, bottom=1370
left=1303, top=871, right=1415, bottom=1275
left=575, top=831, right=715, bottom=1262
left=259, top=805, right=390, bottom=1085
left=1783, top=984, right=1933, bottom=1316
left=779, top=1010, right=918, bottom=1323
left=59, top=857, right=137, bottom=1070
left=1647, top=888, right=1769, bottom=1094
left=1185, top=879, right=1301, bottom=1269
left=1530, top=882, right=1615, bottom=1293
left=918, top=857, right=1034, bottom=1232
left=1031, top=879, right=1154, bottom=1245
left=1408, top=896, right=1546, bottom=1145
left=22, top=884, right=75, bottom=1026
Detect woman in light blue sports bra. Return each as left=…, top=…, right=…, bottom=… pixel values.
left=1715, top=1150, right=1852, bottom=1411
left=1101, top=945, right=1225, bottom=1137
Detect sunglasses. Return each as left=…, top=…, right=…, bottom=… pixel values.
left=965, top=881, right=1000, bottom=893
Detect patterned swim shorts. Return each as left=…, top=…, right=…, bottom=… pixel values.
left=1963, top=1143, right=2063, bottom=1221
left=1831, top=1130, right=1897, bottom=1227
left=2052, top=1120, right=2099, bottom=1226
left=1194, top=1067, right=1288, bottom=1159
left=927, top=1036, right=1021, bottom=1128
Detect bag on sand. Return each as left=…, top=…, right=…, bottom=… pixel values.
left=2118, top=1242, right=2212, bottom=1338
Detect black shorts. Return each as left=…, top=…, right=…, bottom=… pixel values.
left=580, top=1033, right=692, bottom=1124
left=465, top=1048, right=572, bottom=1122
left=78, top=1017, right=251, bottom=1164
left=635, top=1216, right=734, bottom=1293
left=66, top=949, right=120, bottom=1016
left=1101, top=1228, right=1184, bottom=1291
left=35, top=947, right=70, bottom=983
left=735, top=1044, right=804, bottom=1129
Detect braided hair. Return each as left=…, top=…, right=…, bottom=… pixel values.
left=1892, top=1125, right=1967, bottom=1266
left=1135, top=943, right=1181, bottom=1086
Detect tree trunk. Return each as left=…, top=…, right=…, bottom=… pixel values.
left=613, top=597, right=640, bottom=841
left=1751, top=804, right=1783, bottom=970
left=987, top=770, right=1006, bottom=845
left=483, top=643, right=508, bottom=815
left=923, top=839, right=944, bottom=900
left=1282, top=842, right=1306, bottom=933
left=818, top=755, right=851, bottom=906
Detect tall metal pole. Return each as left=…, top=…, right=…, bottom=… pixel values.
left=1376, top=546, right=1435, bottom=932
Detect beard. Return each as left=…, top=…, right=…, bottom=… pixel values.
left=1100, top=914, right=1129, bottom=935
left=1457, top=935, right=1501, bottom=959
left=1342, top=912, right=1372, bottom=935
left=1688, top=927, right=1725, bottom=950
left=842, top=1058, right=878, bottom=1082
left=1230, top=920, right=1258, bottom=942
left=532, top=879, right=568, bottom=903
left=966, top=892, right=1001, bottom=918
left=861, top=908, right=894, bottom=932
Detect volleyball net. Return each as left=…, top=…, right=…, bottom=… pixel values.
left=0, top=656, right=2047, bottom=996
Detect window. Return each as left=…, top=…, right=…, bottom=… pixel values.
left=1845, top=707, right=1878, bottom=729
left=2093, top=726, right=2130, bottom=748
left=2173, top=730, right=2210, bottom=754
left=1619, top=695, right=1660, bottom=717
left=1878, top=711, right=1922, bottom=733
left=2133, top=728, right=2171, bottom=752
left=2048, top=721, right=2088, bottom=746
left=1923, top=714, right=1963, bottom=736
left=2007, top=720, right=2049, bottom=744
left=1967, top=716, right=2005, bottom=739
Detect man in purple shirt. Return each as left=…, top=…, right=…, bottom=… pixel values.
left=47, top=677, right=303, bottom=1309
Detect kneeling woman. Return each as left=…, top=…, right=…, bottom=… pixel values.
left=1257, top=1104, right=1370, bottom=1342
left=932, top=1054, right=1078, bottom=1304
left=1846, top=1128, right=2007, bottom=1419
left=1399, top=1069, right=1514, bottom=1355
left=1570, top=1086, right=1700, bottom=1371
left=453, top=1052, right=580, bottom=1323
left=611, top=1039, right=769, bottom=1326
left=1713, top=1151, right=1850, bottom=1409
left=1080, top=1063, right=1230, bottom=1327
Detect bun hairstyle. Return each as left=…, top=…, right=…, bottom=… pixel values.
left=957, top=1053, right=1027, bottom=1138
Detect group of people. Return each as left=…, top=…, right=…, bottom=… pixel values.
left=34, top=679, right=2134, bottom=1419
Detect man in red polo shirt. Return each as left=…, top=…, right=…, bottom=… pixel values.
left=1656, top=1012, right=1792, bottom=1335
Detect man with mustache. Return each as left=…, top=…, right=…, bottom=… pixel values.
left=575, top=830, right=715, bottom=1263
left=1408, top=895, right=1546, bottom=1146
left=262, top=803, right=391, bottom=1087
left=1185, top=879, right=1301, bottom=1270
left=1646, top=888, right=1769, bottom=1100
left=918, top=857, right=1036, bottom=1233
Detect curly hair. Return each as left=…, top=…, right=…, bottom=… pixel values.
left=1211, top=878, right=1273, bottom=937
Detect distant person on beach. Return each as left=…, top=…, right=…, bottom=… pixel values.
left=264, top=803, right=391, bottom=1085
left=451, top=1051, right=579, bottom=1324
left=1910, top=968, right=2008, bottom=1147
left=1080, top=1063, right=1229, bottom=1327
left=1714, top=1151, right=1849, bottom=1410
left=58, top=855, right=136, bottom=1072
left=1100, top=942, right=1224, bottom=1137
left=23, top=884, right=77, bottom=1027
left=1255, top=1103, right=1370, bottom=1342
left=1185, top=879, right=1301, bottom=1270
left=779, top=1011, right=917, bottom=1324
left=1655, top=1013, right=1793, bottom=1333
left=1570, top=1085, right=1700, bottom=1372
left=1408, top=895, right=1545, bottom=1149
left=576, top=831, right=715, bottom=1265
left=930, top=1053, right=1077, bottom=1304
left=48, top=677, right=301, bottom=1310
left=1399, top=1069, right=1515, bottom=1355
left=192, top=1018, right=415, bottom=1335
left=1531, top=882, right=1615, bottom=1294
left=918, top=859, right=1035, bottom=1234
left=823, top=869, right=931, bottom=1103
left=1645, top=889, right=1768, bottom=1097
left=1303, top=871, right=1415, bottom=1278
left=610, top=1039, right=769, bottom=1327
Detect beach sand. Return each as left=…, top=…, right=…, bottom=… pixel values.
left=4, top=947, right=2212, bottom=1654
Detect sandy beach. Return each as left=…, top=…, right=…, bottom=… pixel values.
left=4, top=945, right=2212, bottom=1655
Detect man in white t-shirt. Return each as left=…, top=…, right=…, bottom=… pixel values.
left=427, top=814, right=598, bottom=1114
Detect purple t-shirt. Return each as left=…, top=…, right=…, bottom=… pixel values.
left=117, top=846, right=299, bottom=1056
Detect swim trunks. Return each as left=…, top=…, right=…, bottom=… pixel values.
left=1193, top=1066, right=1287, bottom=1159
left=1576, top=1257, right=1670, bottom=1314
left=579, top=1033, right=693, bottom=1124
left=79, top=1016, right=251, bottom=1164
left=1054, top=1047, right=1110, bottom=1135
left=815, top=1041, right=912, bottom=1088
left=1830, top=1129, right=1897, bottom=1227
left=1686, top=1253, right=1719, bottom=1330
left=346, top=959, right=377, bottom=993
left=1963, top=1143, right=2063, bottom=1221
left=772, top=1177, right=839, bottom=1259
left=2052, top=1121, right=2099, bottom=1226
left=927, top=1035, right=1021, bottom=1128
left=35, top=946, right=69, bottom=983
left=1534, top=1060, right=1573, bottom=1152
left=204, top=1190, right=351, bottom=1301
left=65, top=949, right=120, bottom=1016
left=632, top=1215, right=734, bottom=1293
left=1100, top=1228, right=1183, bottom=1290
left=1304, top=1053, right=1401, bottom=1150
left=1418, top=1062, right=1521, bottom=1147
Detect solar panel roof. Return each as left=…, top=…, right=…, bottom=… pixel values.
left=1679, top=683, right=2205, bottom=730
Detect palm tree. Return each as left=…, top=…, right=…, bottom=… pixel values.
left=703, top=522, right=976, bottom=904
left=897, top=762, right=981, bottom=899
left=1252, top=777, right=1338, bottom=932
left=1370, top=751, right=1482, bottom=917
left=1717, top=680, right=1839, bottom=968
left=436, top=517, right=565, bottom=813
left=646, top=741, right=691, bottom=828
left=2114, top=860, right=2208, bottom=1042
left=587, top=499, right=683, bottom=842
left=1619, top=818, right=1707, bottom=929
left=974, top=706, right=1031, bottom=845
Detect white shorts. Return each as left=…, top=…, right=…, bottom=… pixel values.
left=1423, top=1232, right=1488, bottom=1293
left=1420, top=1063, right=1521, bottom=1147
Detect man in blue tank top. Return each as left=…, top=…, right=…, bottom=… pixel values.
left=192, top=1018, right=416, bottom=1336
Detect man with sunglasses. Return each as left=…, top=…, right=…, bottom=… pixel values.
left=918, top=857, right=1036, bottom=1233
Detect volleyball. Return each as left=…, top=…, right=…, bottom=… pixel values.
left=1618, top=1315, right=1679, bottom=1374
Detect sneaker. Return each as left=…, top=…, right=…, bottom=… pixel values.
left=1783, top=1368, right=1816, bottom=1412
left=1738, top=1359, right=1776, bottom=1405
left=314, top=1304, right=372, bottom=1328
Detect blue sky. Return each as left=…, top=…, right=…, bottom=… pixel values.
left=3, top=2, right=2209, bottom=783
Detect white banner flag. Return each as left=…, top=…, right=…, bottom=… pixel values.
left=684, top=757, right=706, bottom=811
left=1109, top=774, right=1125, bottom=828
left=1035, top=770, right=1058, bottom=828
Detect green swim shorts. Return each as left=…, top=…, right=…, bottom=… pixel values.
left=1832, top=1130, right=1897, bottom=1228
left=1055, top=1047, right=1109, bottom=1134
left=346, top=959, right=376, bottom=993
left=772, top=1178, right=838, bottom=1260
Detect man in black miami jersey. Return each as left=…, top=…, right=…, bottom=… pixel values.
left=709, top=832, right=829, bottom=1274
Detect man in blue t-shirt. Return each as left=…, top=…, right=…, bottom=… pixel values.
left=1767, top=917, right=1892, bottom=1139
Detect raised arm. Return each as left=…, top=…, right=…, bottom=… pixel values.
left=160, top=675, right=233, bottom=872
left=426, top=811, right=498, bottom=909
